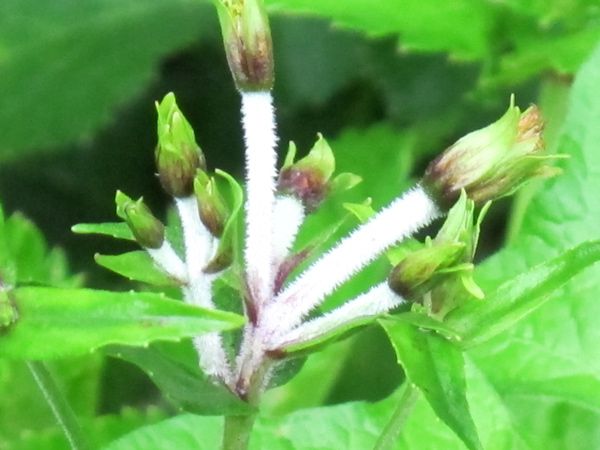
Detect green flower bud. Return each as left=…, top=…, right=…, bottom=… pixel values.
left=155, top=93, right=205, bottom=197
left=115, top=191, right=165, bottom=249
left=388, top=242, right=466, bottom=300
left=278, top=134, right=337, bottom=212
left=422, top=97, right=563, bottom=209
left=388, top=191, right=486, bottom=307
left=213, top=0, right=274, bottom=91
left=194, top=170, right=230, bottom=238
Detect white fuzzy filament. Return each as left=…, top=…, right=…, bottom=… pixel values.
left=147, top=242, right=187, bottom=284
left=241, top=91, right=279, bottom=308
left=268, top=283, right=405, bottom=349
left=176, top=196, right=231, bottom=383
left=272, top=195, right=305, bottom=270
left=261, top=186, right=440, bottom=336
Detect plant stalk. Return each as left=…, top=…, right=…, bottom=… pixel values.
left=28, top=361, right=90, bottom=450
left=222, top=413, right=258, bottom=450
left=373, top=382, right=419, bottom=450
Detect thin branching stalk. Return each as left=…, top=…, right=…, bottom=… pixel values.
left=28, top=362, right=90, bottom=450
left=373, top=383, right=420, bottom=450
left=146, top=241, right=187, bottom=282
left=270, top=283, right=405, bottom=349
left=176, top=196, right=232, bottom=383
left=262, top=186, right=440, bottom=335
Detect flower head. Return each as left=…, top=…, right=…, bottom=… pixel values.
left=422, top=97, right=561, bottom=208
left=155, top=93, right=205, bottom=197
left=115, top=191, right=165, bottom=249
left=214, top=0, right=274, bottom=91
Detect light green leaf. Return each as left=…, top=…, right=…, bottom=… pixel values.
left=459, top=42, right=600, bottom=448
left=72, top=222, right=135, bottom=241
left=268, top=0, right=492, bottom=59
left=10, top=407, right=166, bottom=450
left=381, top=320, right=482, bottom=450
left=107, top=341, right=251, bottom=416
left=95, top=251, right=182, bottom=287
left=0, top=287, right=244, bottom=359
left=446, top=240, right=600, bottom=347
left=0, top=0, right=211, bottom=159
left=103, top=388, right=466, bottom=449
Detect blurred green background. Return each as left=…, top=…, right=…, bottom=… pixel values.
left=1, top=0, right=599, bottom=445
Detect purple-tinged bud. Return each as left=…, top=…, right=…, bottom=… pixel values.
left=422, top=97, right=562, bottom=209
left=115, top=191, right=165, bottom=249
left=277, top=135, right=336, bottom=212
left=213, top=0, right=274, bottom=91
left=155, top=93, right=205, bottom=197
left=194, top=170, right=230, bottom=238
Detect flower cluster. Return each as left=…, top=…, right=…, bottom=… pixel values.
left=111, top=0, right=561, bottom=400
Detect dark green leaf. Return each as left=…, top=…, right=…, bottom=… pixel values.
left=95, top=251, right=182, bottom=287
left=381, top=320, right=482, bottom=450
left=0, top=287, right=244, bottom=359
left=0, top=0, right=212, bottom=159
left=107, top=341, right=251, bottom=416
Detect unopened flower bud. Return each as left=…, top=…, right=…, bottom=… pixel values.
left=388, top=242, right=466, bottom=301
left=422, top=97, right=562, bottom=209
left=278, top=135, right=335, bottom=212
left=388, top=191, right=485, bottom=304
left=155, top=93, right=205, bottom=197
left=115, top=191, right=165, bottom=249
left=194, top=170, right=230, bottom=238
left=214, top=0, right=274, bottom=91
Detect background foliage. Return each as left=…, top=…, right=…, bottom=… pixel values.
left=1, top=0, right=600, bottom=448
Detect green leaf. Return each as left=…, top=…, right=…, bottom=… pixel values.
left=0, top=0, right=211, bottom=159
left=95, top=251, right=182, bottom=287
left=10, top=407, right=166, bottom=450
left=107, top=341, right=251, bottom=416
left=103, top=389, right=465, bottom=449
left=446, top=240, right=600, bottom=348
left=268, top=0, right=493, bottom=59
left=381, top=320, right=482, bottom=450
left=71, top=222, right=135, bottom=241
left=456, top=42, right=600, bottom=448
left=0, top=287, right=244, bottom=359
left=0, top=211, right=79, bottom=287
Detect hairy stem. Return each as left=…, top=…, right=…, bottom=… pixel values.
left=176, top=196, right=231, bottom=384
left=373, top=383, right=420, bottom=450
left=28, top=362, right=90, bottom=450
left=241, top=91, right=278, bottom=309
left=263, top=186, right=440, bottom=335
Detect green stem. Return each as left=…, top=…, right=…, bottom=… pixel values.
left=28, top=361, right=91, bottom=450
left=221, top=358, right=272, bottom=450
left=222, top=413, right=258, bottom=450
left=373, top=383, right=420, bottom=450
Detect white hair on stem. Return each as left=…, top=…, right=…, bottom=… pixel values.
left=147, top=241, right=187, bottom=284
left=267, top=283, right=405, bottom=350
left=261, top=185, right=440, bottom=336
left=241, top=91, right=279, bottom=308
left=271, top=195, right=305, bottom=270
left=176, top=196, right=232, bottom=385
